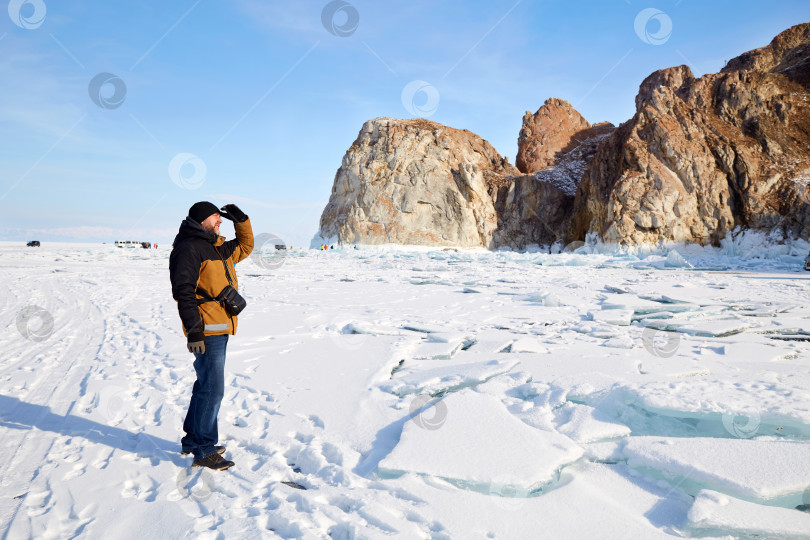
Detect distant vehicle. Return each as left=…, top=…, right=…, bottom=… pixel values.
left=115, top=240, right=148, bottom=248
left=26, top=240, right=40, bottom=247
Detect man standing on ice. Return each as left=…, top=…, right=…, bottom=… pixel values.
left=169, top=201, right=253, bottom=470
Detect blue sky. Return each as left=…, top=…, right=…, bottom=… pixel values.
left=1, top=0, right=808, bottom=247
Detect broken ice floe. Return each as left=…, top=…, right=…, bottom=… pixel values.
left=378, top=390, right=583, bottom=494
left=727, top=301, right=798, bottom=317
left=554, top=403, right=631, bottom=443
left=523, top=292, right=562, bottom=307
left=641, top=317, right=756, bottom=338
left=508, top=337, right=550, bottom=354
left=664, top=250, right=694, bottom=268
left=600, top=293, right=697, bottom=315
left=621, top=436, right=810, bottom=502
left=619, top=380, right=810, bottom=438
left=408, top=332, right=475, bottom=360
left=338, top=321, right=415, bottom=336
left=588, top=309, right=634, bottom=326
left=687, top=489, right=810, bottom=539
left=603, top=284, right=632, bottom=294
left=401, top=322, right=452, bottom=334
left=380, top=359, right=519, bottom=397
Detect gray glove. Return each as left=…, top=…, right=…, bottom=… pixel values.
left=187, top=340, right=205, bottom=354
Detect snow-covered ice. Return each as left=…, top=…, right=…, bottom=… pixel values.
left=2, top=237, right=810, bottom=538
left=378, top=390, right=583, bottom=493
left=688, top=489, right=810, bottom=539
left=621, top=436, right=810, bottom=501
left=556, top=402, right=632, bottom=443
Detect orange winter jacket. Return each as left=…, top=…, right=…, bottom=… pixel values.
left=169, top=217, right=254, bottom=341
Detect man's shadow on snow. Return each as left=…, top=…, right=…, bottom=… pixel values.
left=0, top=394, right=185, bottom=466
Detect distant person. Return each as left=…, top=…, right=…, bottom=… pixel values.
left=169, top=201, right=253, bottom=471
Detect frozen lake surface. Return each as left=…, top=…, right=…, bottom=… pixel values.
left=2, top=239, right=810, bottom=539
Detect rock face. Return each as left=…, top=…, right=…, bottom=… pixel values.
left=489, top=174, right=575, bottom=249
left=315, top=118, right=518, bottom=247
left=571, top=23, right=810, bottom=245
left=516, top=98, right=614, bottom=175
left=492, top=125, right=613, bottom=248
left=493, top=99, right=614, bottom=249
left=316, top=24, right=810, bottom=249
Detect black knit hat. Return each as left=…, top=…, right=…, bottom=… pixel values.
left=188, top=201, right=220, bottom=224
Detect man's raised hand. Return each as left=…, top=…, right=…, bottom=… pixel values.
left=219, top=204, right=248, bottom=223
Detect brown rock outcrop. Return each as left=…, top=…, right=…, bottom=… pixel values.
left=492, top=124, right=613, bottom=249
left=489, top=175, right=575, bottom=249
left=493, top=98, right=614, bottom=248
left=316, top=24, right=810, bottom=250
left=571, top=23, right=810, bottom=245
left=314, top=118, right=518, bottom=247
left=516, top=98, right=614, bottom=174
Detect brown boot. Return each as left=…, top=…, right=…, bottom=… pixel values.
left=192, top=452, right=234, bottom=470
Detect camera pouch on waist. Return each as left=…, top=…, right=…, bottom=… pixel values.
left=196, top=284, right=246, bottom=317
left=217, top=285, right=246, bottom=316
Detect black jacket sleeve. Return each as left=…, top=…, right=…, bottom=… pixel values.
left=169, top=241, right=205, bottom=342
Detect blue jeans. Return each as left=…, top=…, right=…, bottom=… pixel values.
left=181, top=334, right=228, bottom=460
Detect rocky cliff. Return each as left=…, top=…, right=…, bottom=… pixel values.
left=315, top=118, right=518, bottom=247
left=316, top=24, right=810, bottom=249
left=516, top=98, right=614, bottom=175
left=571, top=23, right=810, bottom=245
left=490, top=99, right=615, bottom=249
